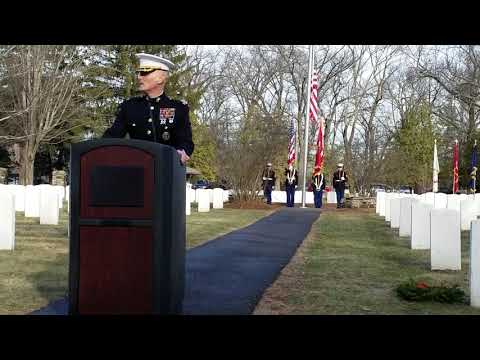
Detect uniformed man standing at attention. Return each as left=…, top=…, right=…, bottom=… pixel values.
left=103, top=52, right=194, bottom=165
left=332, top=163, right=348, bottom=208
left=311, top=165, right=326, bottom=209
left=284, top=164, right=298, bottom=207
left=262, top=162, right=276, bottom=205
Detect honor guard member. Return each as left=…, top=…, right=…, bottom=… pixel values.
left=262, top=162, right=276, bottom=205
left=332, top=163, right=348, bottom=208
left=284, top=164, right=298, bottom=207
left=311, top=166, right=326, bottom=208
left=103, top=52, right=194, bottom=165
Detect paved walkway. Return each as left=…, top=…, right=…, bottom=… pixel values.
left=31, top=208, right=320, bottom=315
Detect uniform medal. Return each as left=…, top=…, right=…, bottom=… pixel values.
left=159, top=108, right=175, bottom=124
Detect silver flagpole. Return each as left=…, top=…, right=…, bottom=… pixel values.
left=474, top=139, right=477, bottom=200
left=302, top=45, right=314, bottom=208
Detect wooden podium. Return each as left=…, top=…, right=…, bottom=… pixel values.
left=68, top=139, right=185, bottom=314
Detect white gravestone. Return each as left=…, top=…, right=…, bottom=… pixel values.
left=399, top=198, right=416, bottom=237
left=197, top=189, right=210, bottom=212
left=66, top=186, right=70, bottom=213
left=411, top=202, right=433, bottom=249
left=470, top=220, right=480, bottom=307
left=430, top=209, right=461, bottom=270
left=461, top=199, right=478, bottom=231
left=40, top=186, right=59, bottom=225
left=271, top=191, right=287, bottom=204
left=213, top=188, right=224, bottom=209
left=385, top=193, right=400, bottom=223
left=434, top=193, right=447, bottom=209
left=54, top=186, right=64, bottom=209
left=327, top=191, right=337, bottom=204
left=185, top=188, right=191, bottom=216
left=384, top=193, right=393, bottom=222
left=189, top=188, right=196, bottom=204
left=0, top=184, right=13, bottom=205
left=447, top=194, right=461, bottom=212
left=0, top=191, right=15, bottom=250
left=376, top=191, right=383, bottom=215
left=294, top=191, right=314, bottom=204
left=378, top=192, right=386, bottom=217
left=470, top=196, right=480, bottom=218
left=424, top=192, right=435, bottom=206
left=390, top=198, right=402, bottom=229
left=24, top=185, right=40, bottom=218
left=10, top=185, right=25, bottom=212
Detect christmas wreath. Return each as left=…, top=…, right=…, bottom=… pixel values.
left=396, top=278, right=466, bottom=304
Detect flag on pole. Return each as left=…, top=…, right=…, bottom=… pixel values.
left=433, top=139, right=439, bottom=193
left=309, top=71, right=319, bottom=125
left=308, top=71, right=324, bottom=171
left=302, top=45, right=314, bottom=208
left=469, top=140, right=477, bottom=193
left=453, top=139, right=459, bottom=194
left=287, top=117, right=296, bottom=166
left=314, top=116, right=325, bottom=171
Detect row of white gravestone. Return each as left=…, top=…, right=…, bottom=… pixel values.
left=0, top=184, right=68, bottom=214
left=376, top=191, right=480, bottom=307
left=185, top=187, right=230, bottom=215
left=257, top=190, right=317, bottom=204
left=0, top=184, right=70, bottom=251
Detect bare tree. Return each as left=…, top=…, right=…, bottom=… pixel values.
left=0, top=45, right=88, bottom=184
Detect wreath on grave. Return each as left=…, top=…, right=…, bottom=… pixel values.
left=396, top=278, right=466, bottom=304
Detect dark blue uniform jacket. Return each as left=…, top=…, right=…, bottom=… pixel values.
left=103, top=93, right=194, bottom=156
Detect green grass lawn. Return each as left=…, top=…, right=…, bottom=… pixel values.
left=282, top=209, right=480, bottom=315
left=0, top=204, right=272, bottom=315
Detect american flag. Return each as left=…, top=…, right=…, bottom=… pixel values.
left=309, top=71, right=319, bottom=124
left=287, top=116, right=296, bottom=166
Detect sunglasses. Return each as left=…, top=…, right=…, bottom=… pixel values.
left=136, top=68, right=168, bottom=76
left=136, top=70, right=156, bottom=77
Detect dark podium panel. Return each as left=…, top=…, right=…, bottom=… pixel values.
left=68, top=139, right=186, bottom=314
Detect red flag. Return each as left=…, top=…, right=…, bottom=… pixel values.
left=453, top=139, right=459, bottom=193
left=309, top=71, right=324, bottom=172
left=314, top=116, right=325, bottom=171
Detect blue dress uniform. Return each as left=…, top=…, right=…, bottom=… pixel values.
left=332, top=165, right=348, bottom=208
left=311, top=173, right=326, bottom=208
left=102, top=93, right=194, bottom=157
left=262, top=165, right=276, bottom=205
left=284, top=167, right=298, bottom=207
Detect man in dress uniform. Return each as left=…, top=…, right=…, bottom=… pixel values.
left=311, top=166, right=326, bottom=209
left=332, top=163, right=348, bottom=208
left=103, top=53, right=194, bottom=165
left=284, top=164, right=298, bottom=207
left=262, top=162, right=276, bottom=205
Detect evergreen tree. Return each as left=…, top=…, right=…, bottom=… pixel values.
left=384, top=103, right=436, bottom=192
